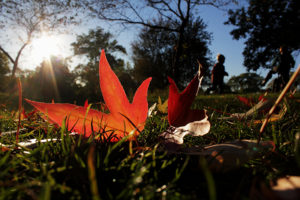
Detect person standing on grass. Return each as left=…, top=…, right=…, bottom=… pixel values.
left=262, top=46, right=295, bottom=92
left=206, top=54, right=228, bottom=94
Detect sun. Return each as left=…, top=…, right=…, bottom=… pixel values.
left=30, top=34, right=63, bottom=64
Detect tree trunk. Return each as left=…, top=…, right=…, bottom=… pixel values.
left=171, top=0, right=190, bottom=89
left=172, top=30, right=184, bottom=88
left=11, top=42, right=28, bottom=77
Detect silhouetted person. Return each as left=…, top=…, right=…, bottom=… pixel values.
left=206, top=54, right=228, bottom=94
left=262, top=46, right=295, bottom=92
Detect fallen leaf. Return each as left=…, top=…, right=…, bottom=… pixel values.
left=221, top=98, right=286, bottom=121
left=252, top=103, right=287, bottom=124
left=224, top=99, right=274, bottom=120
left=26, top=50, right=152, bottom=141
left=272, top=176, right=300, bottom=200
left=157, top=96, right=168, bottom=114
left=160, top=72, right=210, bottom=145
left=200, top=140, right=274, bottom=171
left=160, top=112, right=210, bottom=145
left=148, top=103, right=157, bottom=117
left=163, top=139, right=274, bottom=172
left=237, top=95, right=255, bottom=107
left=0, top=145, right=11, bottom=152
left=21, top=108, right=37, bottom=120
left=167, top=74, right=207, bottom=127
left=237, top=94, right=267, bottom=107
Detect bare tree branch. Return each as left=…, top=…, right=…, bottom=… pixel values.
left=12, top=40, right=30, bottom=77
left=149, top=0, right=181, bottom=18
left=0, top=46, right=15, bottom=65
left=95, top=13, right=178, bottom=32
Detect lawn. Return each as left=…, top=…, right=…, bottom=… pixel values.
left=0, top=93, right=299, bottom=199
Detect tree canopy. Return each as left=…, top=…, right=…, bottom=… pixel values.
left=23, top=56, right=75, bottom=102
left=72, top=28, right=127, bottom=66
left=227, top=72, right=263, bottom=93
left=225, top=0, right=300, bottom=71
left=0, top=52, right=11, bottom=92
left=71, top=28, right=134, bottom=103
left=132, top=17, right=212, bottom=89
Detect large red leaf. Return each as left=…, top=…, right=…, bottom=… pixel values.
left=26, top=50, right=151, bottom=141
left=167, top=75, right=206, bottom=127
left=24, top=100, right=110, bottom=136
left=99, top=50, right=152, bottom=136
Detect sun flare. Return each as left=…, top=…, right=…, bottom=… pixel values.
left=30, top=34, right=63, bottom=64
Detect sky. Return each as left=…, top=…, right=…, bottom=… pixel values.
left=6, top=2, right=300, bottom=81
left=198, top=5, right=248, bottom=81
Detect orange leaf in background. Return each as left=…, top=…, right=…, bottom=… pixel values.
left=1, top=146, right=10, bottom=152
left=21, top=108, right=37, bottom=120
left=167, top=75, right=207, bottom=127
left=26, top=50, right=152, bottom=141
left=236, top=95, right=254, bottom=107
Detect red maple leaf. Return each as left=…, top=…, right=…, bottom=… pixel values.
left=160, top=74, right=210, bottom=146
left=167, top=74, right=207, bottom=127
left=26, top=50, right=151, bottom=141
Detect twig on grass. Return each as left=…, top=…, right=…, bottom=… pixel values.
left=259, top=65, right=300, bottom=143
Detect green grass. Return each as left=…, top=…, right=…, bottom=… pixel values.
left=0, top=93, right=300, bottom=199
